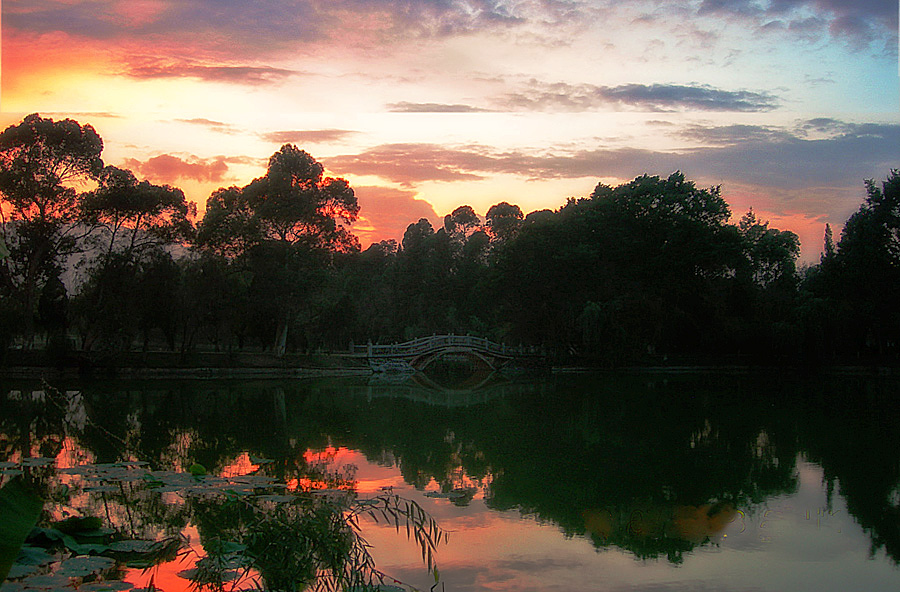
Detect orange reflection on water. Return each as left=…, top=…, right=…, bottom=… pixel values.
left=583, top=503, right=737, bottom=544
left=672, top=503, right=737, bottom=543
left=219, top=451, right=260, bottom=478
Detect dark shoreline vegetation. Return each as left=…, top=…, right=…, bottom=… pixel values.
left=1, top=113, right=899, bottom=373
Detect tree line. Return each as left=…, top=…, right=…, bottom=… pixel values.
left=1, top=113, right=897, bottom=365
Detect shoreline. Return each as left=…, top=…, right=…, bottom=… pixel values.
left=1, top=349, right=897, bottom=380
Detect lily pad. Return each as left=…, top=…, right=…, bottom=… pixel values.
left=78, top=580, right=134, bottom=591
left=59, top=467, right=92, bottom=476
left=20, top=458, right=55, bottom=467
left=16, top=546, right=56, bottom=566
left=13, top=574, right=73, bottom=589
left=83, top=486, right=119, bottom=493
left=53, top=516, right=102, bottom=535
left=6, top=562, right=41, bottom=579
left=177, top=567, right=241, bottom=582
left=56, top=555, right=116, bottom=577
left=107, top=540, right=157, bottom=554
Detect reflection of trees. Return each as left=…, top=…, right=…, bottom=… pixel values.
left=0, top=382, right=445, bottom=591
left=796, top=376, right=900, bottom=564
left=284, top=374, right=803, bottom=562
left=4, top=373, right=900, bottom=566
left=0, top=380, right=326, bottom=489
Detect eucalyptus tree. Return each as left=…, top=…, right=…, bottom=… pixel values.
left=80, top=165, right=195, bottom=260
left=197, top=145, right=360, bottom=354
left=0, top=114, right=103, bottom=346
left=485, top=201, right=523, bottom=244
left=71, top=166, right=195, bottom=351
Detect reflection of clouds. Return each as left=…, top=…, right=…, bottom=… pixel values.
left=359, top=448, right=900, bottom=592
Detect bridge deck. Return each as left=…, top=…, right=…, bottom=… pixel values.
left=353, top=335, right=543, bottom=359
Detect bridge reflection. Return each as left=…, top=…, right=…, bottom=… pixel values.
left=349, top=371, right=549, bottom=407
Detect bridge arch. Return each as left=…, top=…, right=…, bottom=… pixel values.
left=354, top=334, right=544, bottom=372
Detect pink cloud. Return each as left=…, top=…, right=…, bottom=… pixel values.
left=351, top=185, right=440, bottom=247
left=123, top=154, right=229, bottom=183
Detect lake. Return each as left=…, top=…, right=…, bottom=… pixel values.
left=2, top=371, right=899, bottom=591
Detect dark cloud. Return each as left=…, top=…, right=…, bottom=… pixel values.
left=497, top=81, right=779, bottom=112
left=4, top=0, right=324, bottom=54
left=695, top=0, right=897, bottom=49
left=122, top=154, right=230, bottom=183
left=7, top=0, right=894, bottom=64
left=327, top=121, right=900, bottom=193
left=387, top=102, right=494, bottom=113
left=326, top=144, right=489, bottom=185
left=677, top=124, right=795, bottom=144
left=4, top=0, right=553, bottom=57
left=260, top=129, right=359, bottom=144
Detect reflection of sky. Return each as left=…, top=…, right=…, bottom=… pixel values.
left=13, top=440, right=899, bottom=592
left=349, top=451, right=900, bottom=592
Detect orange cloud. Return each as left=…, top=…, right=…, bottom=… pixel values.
left=122, top=154, right=229, bottom=184
left=351, top=185, right=440, bottom=247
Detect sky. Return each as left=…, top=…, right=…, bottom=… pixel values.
left=2, top=0, right=898, bottom=262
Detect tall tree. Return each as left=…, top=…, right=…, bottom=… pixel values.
left=81, top=165, right=195, bottom=260
left=0, top=114, right=103, bottom=345
left=196, top=145, right=361, bottom=355
left=832, top=170, right=900, bottom=356
left=737, top=209, right=800, bottom=290
left=485, top=202, right=523, bottom=244
left=242, top=145, right=359, bottom=251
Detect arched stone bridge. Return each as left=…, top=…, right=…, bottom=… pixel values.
left=353, top=335, right=544, bottom=372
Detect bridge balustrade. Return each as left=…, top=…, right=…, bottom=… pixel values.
left=354, top=335, right=536, bottom=358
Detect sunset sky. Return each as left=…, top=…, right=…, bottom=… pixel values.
left=2, top=0, right=897, bottom=261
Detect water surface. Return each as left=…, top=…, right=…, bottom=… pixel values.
left=2, top=372, right=899, bottom=591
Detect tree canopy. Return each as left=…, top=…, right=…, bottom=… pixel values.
left=1, top=113, right=896, bottom=366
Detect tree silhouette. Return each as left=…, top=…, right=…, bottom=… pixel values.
left=0, top=114, right=103, bottom=346
left=81, top=165, right=195, bottom=260
left=485, top=201, right=523, bottom=244
left=243, top=145, right=359, bottom=252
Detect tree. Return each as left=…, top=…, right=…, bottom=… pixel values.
left=401, top=218, right=436, bottom=252
left=831, top=170, right=900, bottom=356
left=442, top=205, right=481, bottom=239
left=0, top=114, right=103, bottom=346
left=485, top=202, right=523, bottom=243
left=195, top=186, right=259, bottom=258
left=196, top=146, right=361, bottom=355
left=80, top=165, right=195, bottom=260
left=736, top=209, right=800, bottom=290
left=583, top=172, right=739, bottom=355
left=242, top=145, right=360, bottom=252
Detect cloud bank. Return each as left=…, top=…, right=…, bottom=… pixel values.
left=328, top=121, right=900, bottom=194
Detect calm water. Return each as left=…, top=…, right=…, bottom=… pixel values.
left=2, top=371, right=900, bottom=591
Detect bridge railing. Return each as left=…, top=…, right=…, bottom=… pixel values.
left=353, top=335, right=541, bottom=358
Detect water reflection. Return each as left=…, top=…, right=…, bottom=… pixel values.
left=2, top=372, right=900, bottom=590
